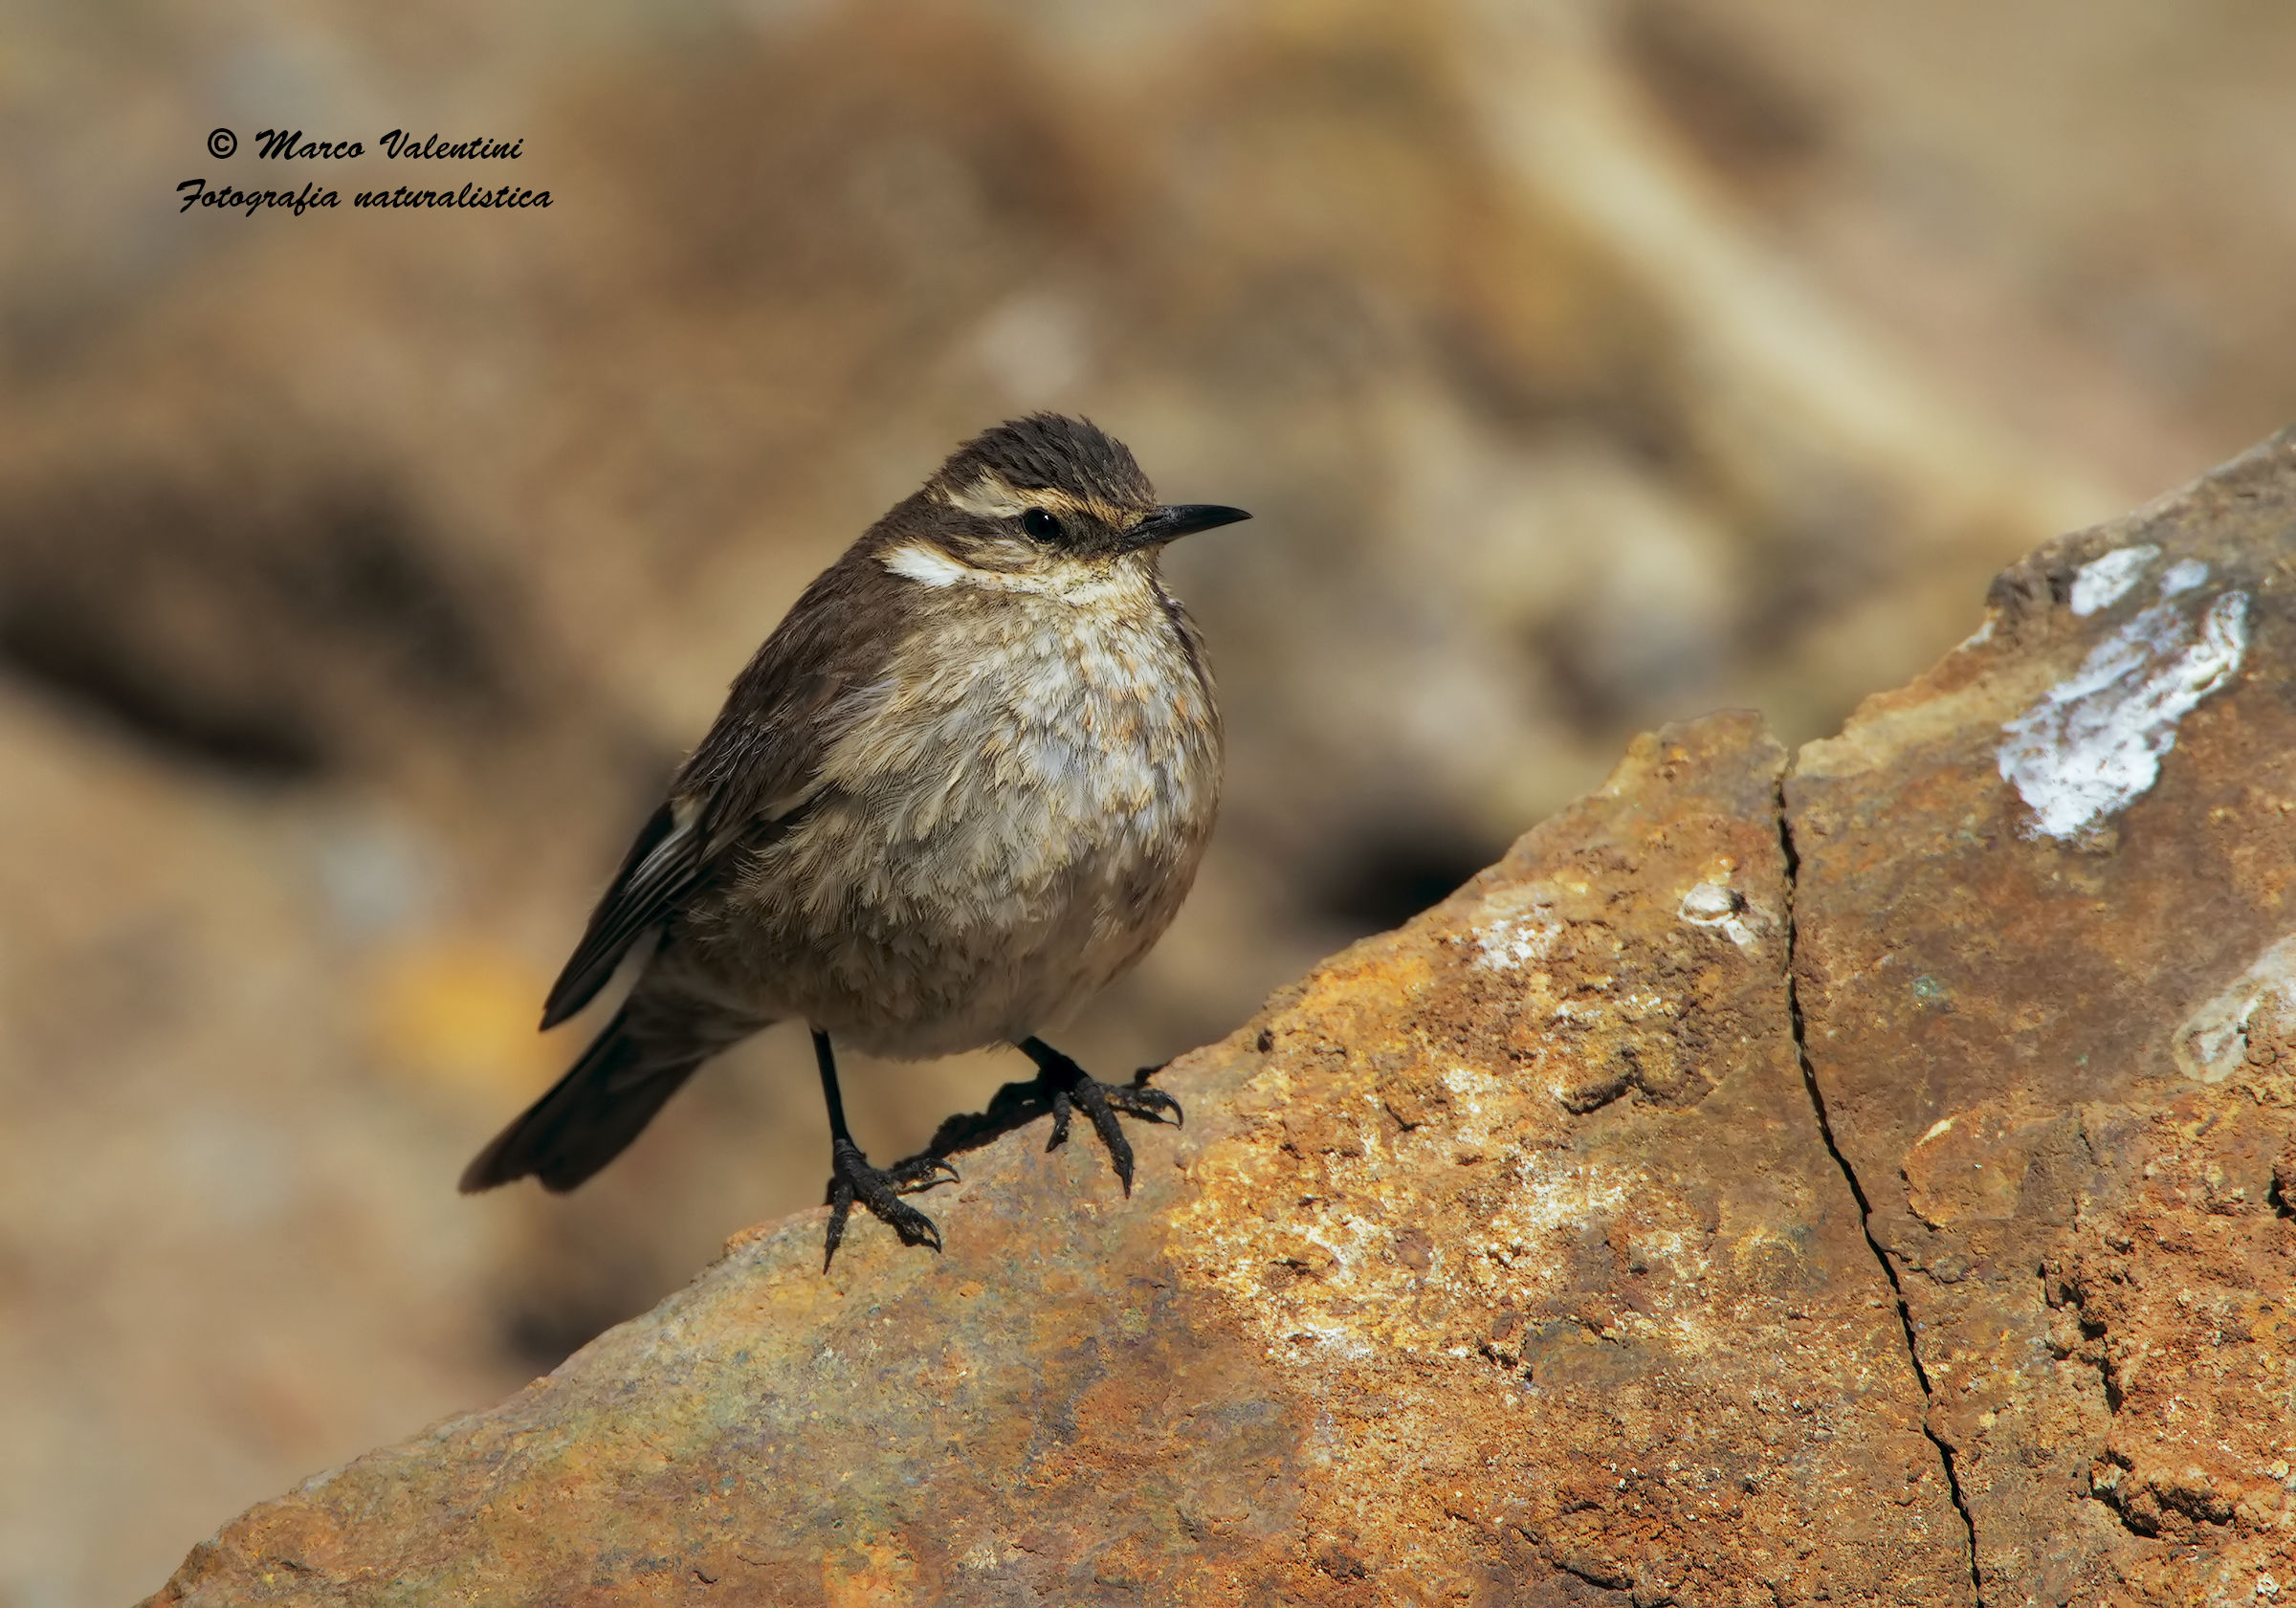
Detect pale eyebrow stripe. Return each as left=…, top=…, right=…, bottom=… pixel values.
left=939, top=474, right=1028, bottom=518
left=936, top=476, right=1115, bottom=524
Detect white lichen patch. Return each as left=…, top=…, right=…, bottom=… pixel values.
left=2068, top=543, right=2160, bottom=615
left=2175, top=936, right=2296, bottom=1086
left=2158, top=557, right=2210, bottom=598
left=1471, top=881, right=1562, bottom=971
left=1998, top=564, right=2250, bottom=842
left=1168, top=1083, right=1693, bottom=1377
left=1168, top=865, right=1733, bottom=1385
left=1466, top=1152, right=1636, bottom=1279
left=1678, top=879, right=1758, bottom=949
left=1440, top=1063, right=1507, bottom=1158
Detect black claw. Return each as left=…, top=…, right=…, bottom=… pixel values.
left=1079, top=1088, right=1137, bottom=1194
left=1129, top=1067, right=1185, bottom=1127
left=821, top=1138, right=951, bottom=1268
left=823, top=1179, right=855, bottom=1273
left=1108, top=1083, right=1184, bottom=1127
left=889, top=1155, right=960, bottom=1190
left=896, top=1207, right=943, bottom=1256
left=1018, top=1039, right=1180, bottom=1196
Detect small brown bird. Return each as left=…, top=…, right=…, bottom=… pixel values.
left=460, top=415, right=1248, bottom=1264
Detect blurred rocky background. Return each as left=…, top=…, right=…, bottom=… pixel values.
left=5, top=0, right=2295, bottom=1602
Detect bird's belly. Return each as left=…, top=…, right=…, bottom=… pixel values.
left=709, top=646, right=1220, bottom=1057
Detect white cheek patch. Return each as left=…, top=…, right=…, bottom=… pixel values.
left=881, top=542, right=975, bottom=588
left=880, top=540, right=1160, bottom=606
left=880, top=540, right=1048, bottom=592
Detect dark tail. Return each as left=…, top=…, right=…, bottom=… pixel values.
left=459, top=1005, right=715, bottom=1194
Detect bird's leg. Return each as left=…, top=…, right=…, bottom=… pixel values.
left=816, top=1028, right=957, bottom=1269
left=1013, top=1036, right=1183, bottom=1195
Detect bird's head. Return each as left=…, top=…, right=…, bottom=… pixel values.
left=894, top=414, right=1249, bottom=584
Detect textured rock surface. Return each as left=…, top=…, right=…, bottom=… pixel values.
left=1789, top=430, right=2296, bottom=1603
left=143, top=436, right=2296, bottom=1605
left=145, top=713, right=1973, bottom=1606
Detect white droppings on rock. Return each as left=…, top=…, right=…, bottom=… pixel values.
left=1997, top=576, right=2249, bottom=843
left=2175, top=936, right=2296, bottom=1086
left=2068, top=543, right=2159, bottom=615
left=1678, top=879, right=1757, bottom=949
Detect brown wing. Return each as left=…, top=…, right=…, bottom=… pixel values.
left=538, top=547, right=912, bottom=1028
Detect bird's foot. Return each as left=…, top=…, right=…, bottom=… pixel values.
left=823, top=1138, right=959, bottom=1270
left=1021, top=1040, right=1183, bottom=1195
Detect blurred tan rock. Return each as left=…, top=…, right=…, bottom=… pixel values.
left=13, top=2, right=2296, bottom=1600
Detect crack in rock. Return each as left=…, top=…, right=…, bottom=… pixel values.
left=1777, top=785, right=1985, bottom=1606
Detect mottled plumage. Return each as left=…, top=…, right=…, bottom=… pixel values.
left=462, top=415, right=1247, bottom=1263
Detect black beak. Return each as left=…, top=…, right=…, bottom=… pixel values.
left=1127, top=503, right=1252, bottom=549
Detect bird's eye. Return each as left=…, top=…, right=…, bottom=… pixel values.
left=1021, top=507, right=1062, bottom=542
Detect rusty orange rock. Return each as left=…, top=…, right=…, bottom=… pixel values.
left=1788, top=430, right=2296, bottom=1604
left=146, top=433, right=2296, bottom=1605
left=142, top=711, right=1961, bottom=1606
